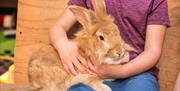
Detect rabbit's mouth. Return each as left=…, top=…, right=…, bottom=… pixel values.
left=102, top=52, right=129, bottom=65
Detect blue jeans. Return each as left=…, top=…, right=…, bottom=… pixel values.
left=67, top=72, right=159, bottom=91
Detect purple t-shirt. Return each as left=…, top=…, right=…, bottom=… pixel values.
left=68, top=0, right=170, bottom=78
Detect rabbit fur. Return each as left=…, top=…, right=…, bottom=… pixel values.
left=28, top=0, right=134, bottom=91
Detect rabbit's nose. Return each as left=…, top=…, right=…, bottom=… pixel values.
left=115, top=52, right=121, bottom=57
left=119, top=52, right=125, bottom=58
left=117, top=53, right=121, bottom=56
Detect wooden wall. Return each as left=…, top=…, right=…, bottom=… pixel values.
left=14, top=0, right=180, bottom=91
left=14, top=0, right=67, bottom=84
left=157, top=0, right=180, bottom=91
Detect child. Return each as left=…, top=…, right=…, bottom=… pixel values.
left=49, top=0, right=170, bottom=91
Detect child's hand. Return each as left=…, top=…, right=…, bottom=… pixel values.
left=57, top=40, right=88, bottom=75
left=96, top=64, right=125, bottom=79
left=96, top=64, right=113, bottom=79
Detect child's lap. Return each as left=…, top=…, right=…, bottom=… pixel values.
left=67, top=72, right=159, bottom=91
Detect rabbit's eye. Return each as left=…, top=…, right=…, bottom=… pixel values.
left=99, top=35, right=104, bottom=41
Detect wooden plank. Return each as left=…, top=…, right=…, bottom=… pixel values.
left=14, top=0, right=67, bottom=85
left=157, top=0, right=180, bottom=91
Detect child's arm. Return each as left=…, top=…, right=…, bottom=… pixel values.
left=49, top=9, right=76, bottom=45
left=95, top=25, right=166, bottom=79
left=120, top=25, right=166, bottom=78
left=49, top=8, right=87, bottom=75
left=174, top=72, right=180, bottom=91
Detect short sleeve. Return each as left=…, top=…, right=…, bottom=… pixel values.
left=68, top=0, right=88, bottom=8
left=147, top=0, right=170, bottom=27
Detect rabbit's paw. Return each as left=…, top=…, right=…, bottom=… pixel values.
left=95, top=83, right=112, bottom=91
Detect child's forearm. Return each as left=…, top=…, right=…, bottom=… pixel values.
left=105, top=49, right=162, bottom=79
left=121, top=49, right=161, bottom=78
left=49, top=24, right=69, bottom=49
left=49, top=9, right=77, bottom=51
left=119, top=25, right=166, bottom=78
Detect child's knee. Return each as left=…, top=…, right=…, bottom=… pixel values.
left=67, top=83, right=95, bottom=91
left=125, top=72, right=159, bottom=91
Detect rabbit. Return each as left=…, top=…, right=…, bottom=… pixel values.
left=28, top=0, right=134, bottom=91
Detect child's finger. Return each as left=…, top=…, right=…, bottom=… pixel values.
left=76, top=52, right=88, bottom=67
left=87, top=59, right=97, bottom=73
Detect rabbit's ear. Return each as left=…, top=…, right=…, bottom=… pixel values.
left=68, top=5, right=96, bottom=29
left=91, top=0, right=107, bottom=17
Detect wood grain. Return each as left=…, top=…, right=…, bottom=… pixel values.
left=14, top=0, right=67, bottom=84
left=157, top=0, right=180, bottom=91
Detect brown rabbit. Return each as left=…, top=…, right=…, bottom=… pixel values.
left=28, top=0, right=134, bottom=91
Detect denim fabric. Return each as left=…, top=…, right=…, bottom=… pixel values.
left=68, top=83, right=95, bottom=91
left=67, top=72, right=159, bottom=91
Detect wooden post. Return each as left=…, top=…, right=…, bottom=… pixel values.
left=157, top=0, right=180, bottom=91
left=14, top=0, right=67, bottom=84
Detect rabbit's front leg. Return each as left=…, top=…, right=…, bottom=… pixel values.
left=90, top=82, right=112, bottom=91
